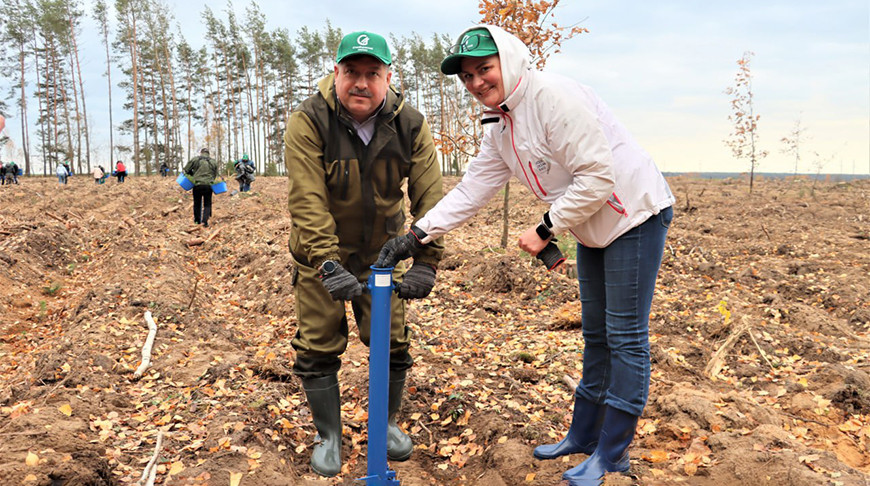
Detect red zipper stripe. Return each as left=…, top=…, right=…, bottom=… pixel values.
left=503, top=111, right=546, bottom=199
left=528, top=161, right=548, bottom=196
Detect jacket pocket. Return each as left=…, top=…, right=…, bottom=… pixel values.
left=323, top=159, right=345, bottom=198
left=385, top=209, right=406, bottom=236
left=606, top=192, right=628, bottom=217
left=288, top=224, right=305, bottom=260
left=340, top=160, right=350, bottom=199
left=324, top=159, right=358, bottom=200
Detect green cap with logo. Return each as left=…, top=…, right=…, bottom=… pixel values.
left=440, top=27, right=499, bottom=75
left=335, top=31, right=392, bottom=65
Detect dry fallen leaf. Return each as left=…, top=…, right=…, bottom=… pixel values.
left=229, top=471, right=243, bottom=486
left=25, top=451, right=39, bottom=467
left=58, top=404, right=72, bottom=416
left=641, top=450, right=669, bottom=463
left=168, top=461, right=184, bottom=476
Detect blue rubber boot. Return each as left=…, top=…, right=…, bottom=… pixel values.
left=534, top=394, right=605, bottom=459
left=302, top=375, right=342, bottom=477
left=562, top=406, right=638, bottom=486
left=387, top=369, right=413, bottom=461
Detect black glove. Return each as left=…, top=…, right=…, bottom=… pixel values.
left=320, top=263, right=364, bottom=301
left=375, top=225, right=428, bottom=268
left=536, top=241, right=566, bottom=271
left=396, top=263, right=436, bottom=299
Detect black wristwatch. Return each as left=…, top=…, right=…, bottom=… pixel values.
left=535, top=211, right=554, bottom=241
left=318, top=260, right=339, bottom=277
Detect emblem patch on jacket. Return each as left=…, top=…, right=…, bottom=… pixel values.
left=533, top=159, right=551, bottom=174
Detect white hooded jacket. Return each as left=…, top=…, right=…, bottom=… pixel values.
left=416, top=25, right=674, bottom=248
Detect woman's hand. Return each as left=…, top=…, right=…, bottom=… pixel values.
left=518, top=225, right=549, bottom=256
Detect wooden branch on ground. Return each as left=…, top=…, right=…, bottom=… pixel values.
left=45, top=211, right=65, bottom=223
left=133, top=311, right=158, bottom=379
left=135, top=430, right=164, bottom=486
left=747, top=328, right=776, bottom=370
left=205, top=227, right=222, bottom=242
left=162, top=205, right=181, bottom=216
left=562, top=374, right=579, bottom=391
left=704, top=317, right=750, bottom=378
left=187, top=278, right=199, bottom=310
left=760, top=224, right=772, bottom=241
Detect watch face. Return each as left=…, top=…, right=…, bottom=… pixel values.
left=321, top=260, right=337, bottom=275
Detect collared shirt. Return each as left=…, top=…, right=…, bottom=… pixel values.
left=348, top=98, right=386, bottom=145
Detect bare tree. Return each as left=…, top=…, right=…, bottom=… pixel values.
left=116, top=0, right=145, bottom=174
left=64, top=0, right=91, bottom=173
left=0, top=0, right=33, bottom=173
left=93, top=0, right=114, bottom=168
left=809, top=150, right=831, bottom=196
left=724, top=51, right=767, bottom=193
left=780, top=115, right=808, bottom=176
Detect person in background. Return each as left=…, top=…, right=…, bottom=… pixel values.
left=160, top=161, right=170, bottom=177
left=0, top=162, right=6, bottom=186
left=376, top=25, right=675, bottom=485
left=8, top=161, right=19, bottom=184
left=62, top=161, right=73, bottom=179
left=56, top=162, right=69, bottom=185
left=93, top=165, right=105, bottom=185
left=183, top=148, right=220, bottom=227
left=283, top=30, right=444, bottom=477
left=233, top=154, right=255, bottom=192
left=115, top=160, right=127, bottom=183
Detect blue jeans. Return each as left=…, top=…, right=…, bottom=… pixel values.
left=575, top=206, right=672, bottom=417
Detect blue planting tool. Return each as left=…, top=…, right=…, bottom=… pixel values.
left=357, top=266, right=401, bottom=486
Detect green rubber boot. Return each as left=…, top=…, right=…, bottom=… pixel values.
left=302, top=375, right=342, bottom=477
left=387, top=369, right=413, bottom=461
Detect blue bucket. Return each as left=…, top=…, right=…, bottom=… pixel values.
left=211, top=181, right=227, bottom=194
left=17, top=168, right=23, bottom=176
left=176, top=174, right=193, bottom=190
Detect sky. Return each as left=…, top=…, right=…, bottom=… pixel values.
left=1, top=0, right=868, bottom=175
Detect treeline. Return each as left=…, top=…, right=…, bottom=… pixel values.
left=0, top=0, right=482, bottom=176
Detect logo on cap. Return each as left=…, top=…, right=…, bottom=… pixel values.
left=357, top=34, right=369, bottom=46
left=461, top=35, right=473, bottom=53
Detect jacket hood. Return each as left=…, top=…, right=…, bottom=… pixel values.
left=455, top=24, right=533, bottom=111
left=317, top=72, right=405, bottom=121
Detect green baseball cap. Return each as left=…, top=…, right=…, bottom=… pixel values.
left=441, top=28, right=499, bottom=75
left=335, top=31, right=392, bottom=65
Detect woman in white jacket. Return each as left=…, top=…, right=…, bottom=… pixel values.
left=377, top=25, right=675, bottom=484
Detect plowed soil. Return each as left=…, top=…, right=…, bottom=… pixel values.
left=0, top=174, right=867, bottom=485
